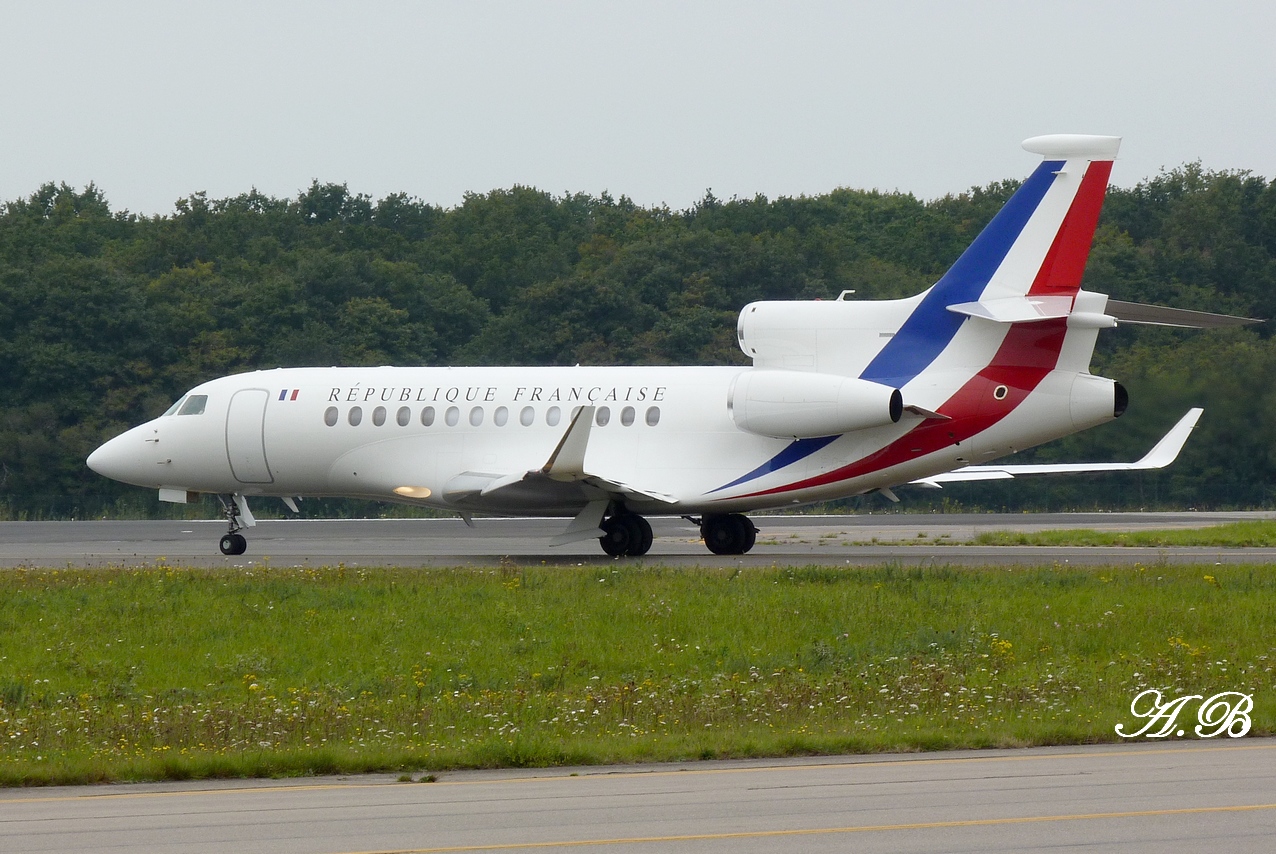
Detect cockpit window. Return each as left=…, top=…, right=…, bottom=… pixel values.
left=177, top=394, right=208, bottom=416
left=163, top=396, right=187, bottom=416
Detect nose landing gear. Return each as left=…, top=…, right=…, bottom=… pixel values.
left=216, top=493, right=253, bottom=555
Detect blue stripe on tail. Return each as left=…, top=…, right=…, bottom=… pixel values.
left=859, top=160, right=1064, bottom=388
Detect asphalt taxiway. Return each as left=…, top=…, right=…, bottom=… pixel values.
left=2, top=511, right=1274, bottom=567
left=3, top=740, right=1273, bottom=853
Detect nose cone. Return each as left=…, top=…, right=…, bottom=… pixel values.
left=87, top=425, right=159, bottom=487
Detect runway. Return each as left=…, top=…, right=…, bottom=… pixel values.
left=3, top=740, right=1273, bottom=853
left=2, top=512, right=1275, bottom=567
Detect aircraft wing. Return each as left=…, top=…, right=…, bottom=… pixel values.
left=442, top=405, right=678, bottom=544
left=477, top=404, right=677, bottom=502
left=912, top=408, right=1203, bottom=487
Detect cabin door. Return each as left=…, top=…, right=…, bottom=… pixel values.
left=225, top=389, right=274, bottom=484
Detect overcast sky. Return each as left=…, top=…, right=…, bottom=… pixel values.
left=2, top=1, right=1272, bottom=215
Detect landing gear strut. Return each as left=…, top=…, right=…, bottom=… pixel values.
left=216, top=493, right=249, bottom=556
left=700, top=513, right=757, bottom=555
left=599, top=512, right=654, bottom=557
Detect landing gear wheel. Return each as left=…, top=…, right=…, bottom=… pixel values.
left=619, top=514, right=653, bottom=557
left=599, top=513, right=654, bottom=557
left=701, top=513, right=757, bottom=555
left=219, top=533, right=247, bottom=556
left=599, top=518, right=631, bottom=557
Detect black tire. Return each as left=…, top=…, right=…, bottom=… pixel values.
left=599, top=518, right=631, bottom=557
left=220, top=533, right=248, bottom=556
left=701, top=514, right=756, bottom=555
left=702, top=514, right=742, bottom=555
left=739, top=516, right=757, bottom=553
left=620, top=514, right=653, bottom=557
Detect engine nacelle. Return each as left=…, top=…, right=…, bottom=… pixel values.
left=729, top=369, right=903, bottom=439
left=1069, top=373, right=1128, bottom=430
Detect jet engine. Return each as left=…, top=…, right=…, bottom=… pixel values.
left=1069, top=373, right=1128, bottom=429
left=728, top=369, right=903, bottom=439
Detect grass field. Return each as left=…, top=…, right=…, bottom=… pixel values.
left=971, top=519, right=1276, bottom=547
left=1, top=561, right=1271, bottom=786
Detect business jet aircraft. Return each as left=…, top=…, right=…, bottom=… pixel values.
left=87, top=135, right=1250, bottom=557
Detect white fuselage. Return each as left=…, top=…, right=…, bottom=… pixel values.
left=88, top=360, right=1109, bottom=518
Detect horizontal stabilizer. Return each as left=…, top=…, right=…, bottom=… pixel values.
left=947, top=295, right=1075, bottom=324
left=1106, top=301, right=1261, bottom=328
left=913, top=408, right=1203, bottom=486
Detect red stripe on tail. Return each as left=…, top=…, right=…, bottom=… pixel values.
left=1028, top=160, right=1113, bottom=296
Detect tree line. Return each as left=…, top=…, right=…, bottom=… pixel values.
left=1, top=162, right=1274, bottom=518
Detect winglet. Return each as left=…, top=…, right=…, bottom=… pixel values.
left=1132, top=407, right=1203, bottom=468
left=543, top=405, right=595, bottom=481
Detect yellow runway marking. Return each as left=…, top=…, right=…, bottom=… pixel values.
left=339, top=802, right=1276, bottom=853
left=3, top=740, right=1272, bottom=805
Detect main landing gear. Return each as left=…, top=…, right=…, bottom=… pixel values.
left=217, top=493, right=249, bottom=556
left=699, top=513, right=757, bottom=555
left=599, top=512, right=654, bottom=557
left=596, top=512, right=758, bottom=557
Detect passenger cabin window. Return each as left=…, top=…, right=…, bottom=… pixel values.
left=372, top=406, right=387, bottom=426
left=324, top=406, right=339, bottom=427
left=645, top=406, right=661, bottom=426
left=396, top=406, right=411, bottom=427
left=177, top=395, right=208, bottom=416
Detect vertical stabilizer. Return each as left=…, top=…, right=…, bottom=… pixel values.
left=861, top=135, right=1120, bottom=388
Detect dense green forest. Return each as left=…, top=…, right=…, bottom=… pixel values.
left=1, top=163, right=1274, bottom=519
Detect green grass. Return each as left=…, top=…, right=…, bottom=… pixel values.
left=973, top=519, right=1276, bottom=547
left=1, top=561, right=1272, bottom=786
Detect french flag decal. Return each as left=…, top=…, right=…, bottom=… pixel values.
left=279, top=389, right=300, bottom=401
